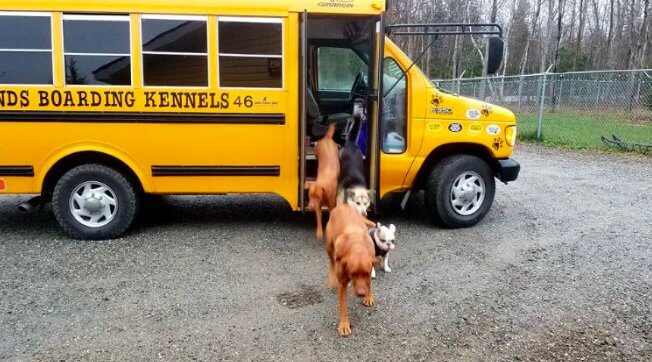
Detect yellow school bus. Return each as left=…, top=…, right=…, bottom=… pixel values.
left=0, top=0, right=519, bottom=239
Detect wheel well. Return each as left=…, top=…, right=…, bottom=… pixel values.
left=413, top=143, right=496, bottom=190
left=41, top=152, right=144, bottom=200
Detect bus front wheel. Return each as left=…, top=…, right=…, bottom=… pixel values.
left=425, top=155, right=495, bottom=228
left=52, top=164, right=139, bottom=240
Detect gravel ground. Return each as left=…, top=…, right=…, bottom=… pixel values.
left=1, top=144, right=650, bottom=361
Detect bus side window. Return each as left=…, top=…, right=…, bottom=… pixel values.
left=142, top=15, right=208, bottom=87
left=63, top=14, right=131, bottom=86
left=382, top=58, right=407, bottom=154
left=0, top=13, right=53, bottom=85
left=218, top=17, right=283, bottom=89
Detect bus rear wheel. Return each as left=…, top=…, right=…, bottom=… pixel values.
left=52, top=164, right=139, bottom=240
left=425, top=155, right=495, bottom=228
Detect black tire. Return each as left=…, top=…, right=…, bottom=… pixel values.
left=424, top=155, right=495, bottom=228
left=52, top=164, right=139, bottom=240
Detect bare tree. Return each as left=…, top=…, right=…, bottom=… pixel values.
left=519, top=0, right=544, bottom=75
left=385, top=0, right=651, bottom=79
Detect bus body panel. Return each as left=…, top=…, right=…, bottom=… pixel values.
left=0, top=118, right=299, bottom=208
left=0, top=11, right=301, bottom=210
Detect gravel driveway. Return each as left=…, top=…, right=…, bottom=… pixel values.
left=1, top=144, right=650, bottom=360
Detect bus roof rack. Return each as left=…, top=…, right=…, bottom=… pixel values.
left=386, top=23, right=503, bottom=38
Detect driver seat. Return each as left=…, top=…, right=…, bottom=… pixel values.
left=306, top=84, right=351, bottom=144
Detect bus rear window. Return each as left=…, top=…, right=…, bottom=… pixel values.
left=218, top=17, right=283, bottom=89
left=0, top=12, right=53, bottom=85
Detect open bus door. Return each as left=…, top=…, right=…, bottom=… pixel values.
left=299, top=13, right=383, bottom=212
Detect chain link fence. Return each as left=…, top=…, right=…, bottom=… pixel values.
left=434, top=69, right=652, bottom=152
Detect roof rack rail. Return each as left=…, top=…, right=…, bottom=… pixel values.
left=386, top=23, right=503, bottom=38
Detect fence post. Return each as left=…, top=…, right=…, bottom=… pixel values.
left=537, top=65, right=554, bottom=139
left=456, top=70, right=466, bottom=94
left=558, top=79, right=564, bottom=107
left=517, top=75, right=524, bottom=112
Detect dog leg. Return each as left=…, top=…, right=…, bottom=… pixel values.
left=383, top=255, right=391, bottom=273
left=327, top=246, right=337, bottom=289
left=362, top=280, right=374, bottom=307
left=327, top=261, right=337, bottom=289
left=337, top=283, right=351, bottom=336
left=315, top=199, right=323, bottom=240
left=371, top=267, right=376, bottom=279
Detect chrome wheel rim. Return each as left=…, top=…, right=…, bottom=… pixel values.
left=450, top=171, right=485, bottom=216
left=69, top=181, right=118, bottom=228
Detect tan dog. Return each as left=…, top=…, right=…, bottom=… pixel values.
left=305, top=123, right=339, bottom=239
left=325, top=203, right=378, bottom=337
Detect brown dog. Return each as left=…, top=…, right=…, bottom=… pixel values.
left=305, top=123, right=339, bottom=239
left=325, top=203, right=378, bottom=337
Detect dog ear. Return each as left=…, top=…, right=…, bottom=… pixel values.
left=367, top=189, right=376, bottom=200
left=346, top=189, right=355, bottom=200
left=389, top=224, right=396, bottom=233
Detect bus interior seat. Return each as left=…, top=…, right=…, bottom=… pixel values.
left=306, top=85, right=351, bottom=144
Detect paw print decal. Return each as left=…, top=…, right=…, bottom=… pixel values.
left=492, top=137, right=504, bottom=151
left=431, top=94, right=443, bottom=106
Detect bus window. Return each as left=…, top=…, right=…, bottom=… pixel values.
left=381, top=58, right=407, bottom=154
left=0, top=12, right=52, bottom=85
left=63, top=14, right=131, bottom=86
left=142, top=15, right=208, bottom=87
left=218, top=17, right=283, bottom=89
left=317, top=47, right=366, bottom=91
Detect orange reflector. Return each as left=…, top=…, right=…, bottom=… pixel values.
left=505, top=125, right=517, bottom=147
left=0, top=178, right=5, bottom=191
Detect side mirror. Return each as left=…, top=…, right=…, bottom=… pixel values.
left=486, top=36, right=504, bottom=75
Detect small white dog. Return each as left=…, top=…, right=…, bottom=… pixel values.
left=368, top=223, right=396, bottom=279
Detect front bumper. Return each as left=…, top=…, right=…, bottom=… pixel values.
left=496, top=158, right=520, bottom=183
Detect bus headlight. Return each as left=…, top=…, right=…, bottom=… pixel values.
left=505, top=125, right=517, bottom=147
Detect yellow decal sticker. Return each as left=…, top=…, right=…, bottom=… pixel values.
left=427, top=121, right=442, bottom=132
left=469, top=122, right=482, bottom=133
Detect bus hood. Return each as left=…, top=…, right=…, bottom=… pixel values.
left=425, top=87, right=517, bottom=125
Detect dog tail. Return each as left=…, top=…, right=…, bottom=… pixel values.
left=346, top=110, right=361, bottom=145
left=324, top=122, right=336, bottom=140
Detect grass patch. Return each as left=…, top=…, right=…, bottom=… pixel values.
left=515, top=109, right=652, bottom=153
